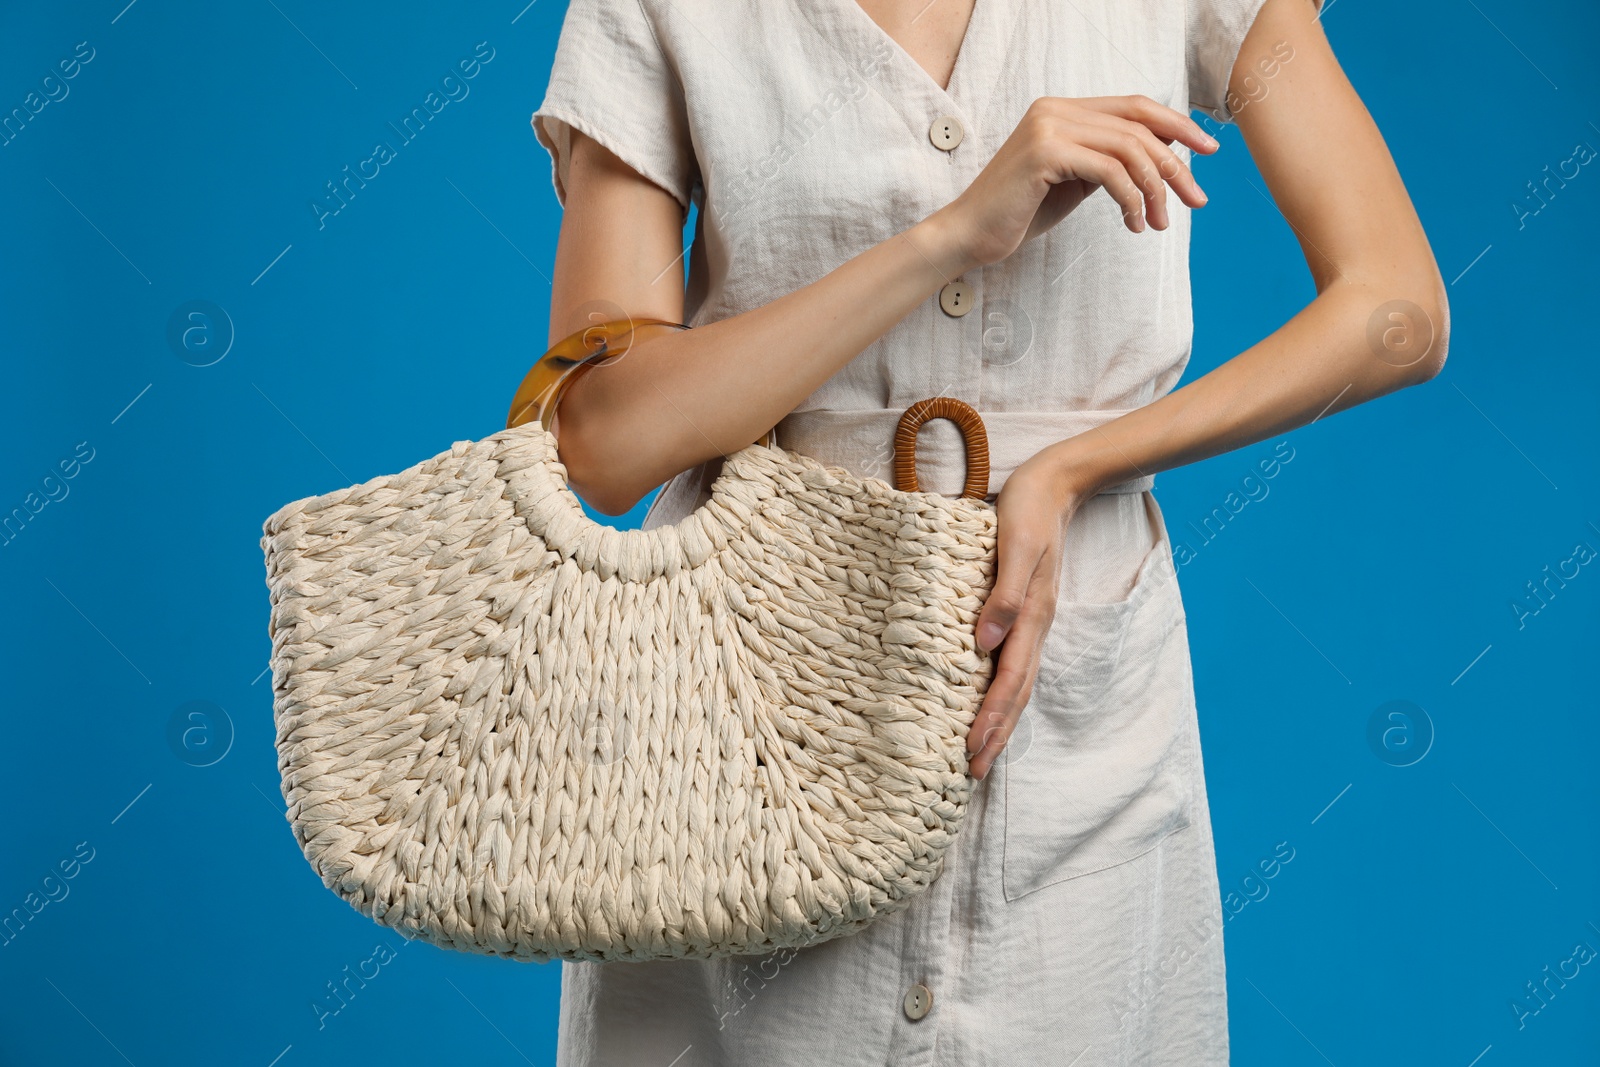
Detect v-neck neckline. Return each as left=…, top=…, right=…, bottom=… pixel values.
left=836, top=0, right=982, bottom=106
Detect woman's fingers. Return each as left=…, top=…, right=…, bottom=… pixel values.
left=968, top=540, right=1036, bottom=762
left=967, top=527, right=1059, bottom=780
left=1059, top=117, right=1205, bottom=229
left=967, top=603, right=1051, bottom=780
left=973, top=523, right=1044, bottom=655
left=1080, top=94, right=1220, bottom=157
left=1047, top=143, right=1150, bottom=232
left=1149, top=139, right=1209, bottom=214
left=1035, top=98, right=1210, bottom=229
left=1064, top=124, right=1167, bottom=230
left=1110, top=115, right=1210, bottom=214
left=941, top=92, right=1216, bottom=268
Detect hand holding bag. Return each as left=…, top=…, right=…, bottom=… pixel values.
left=261, top=318, right=999, bottom=961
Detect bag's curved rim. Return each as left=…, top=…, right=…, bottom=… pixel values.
left=492, top=421, right=997, bottom=585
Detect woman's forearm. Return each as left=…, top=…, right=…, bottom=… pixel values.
left=556, top=213, right=974, bottom=514
left=1041, top=266, right=1449, bottom=501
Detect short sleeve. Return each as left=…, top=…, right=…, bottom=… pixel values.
left=531, top=0, right=697, bottom=210
left=1186, top=0, right=1320, bottom=124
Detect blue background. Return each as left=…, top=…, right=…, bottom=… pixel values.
left=3, top=1, right=1596, bottom=1064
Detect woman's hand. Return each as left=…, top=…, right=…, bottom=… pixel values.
left=966, top=445, right=1090, bottom=780
left=928, top=95, right=1219, bottom=270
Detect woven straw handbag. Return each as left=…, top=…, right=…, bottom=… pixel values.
left=261, top=318, right=999, bottom=962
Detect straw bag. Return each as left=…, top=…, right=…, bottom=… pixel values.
left=261, top=318, right=999, bottom=962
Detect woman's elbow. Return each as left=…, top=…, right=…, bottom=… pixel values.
left=554, top=414, right=652, bottom=517
left=570, top=472, right=648, bottom=518
left=567, top=466, right=651, bottom=519
left=1407, top=282, right=1450, bottom=386
left=1367, top=263, right=1450, bottom=388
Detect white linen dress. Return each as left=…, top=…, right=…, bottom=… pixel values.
left=532, top=0, right=1273, bottom=1061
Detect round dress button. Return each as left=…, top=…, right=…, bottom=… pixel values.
left=938, top=280, right=973, bottom=318
left=928, top=114, right=964, bottom=151
left=903, top=982, right=934, bottom=1021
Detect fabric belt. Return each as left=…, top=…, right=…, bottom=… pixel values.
left=773, top=407, right=1154, bottom=499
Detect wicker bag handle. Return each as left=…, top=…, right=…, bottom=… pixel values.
left=893, top=397, right=991, bottom=499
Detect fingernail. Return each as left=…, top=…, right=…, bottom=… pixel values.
left=977, top=622, right=1004, bottom=651
left=1203, top=133, right=1220, bottom=149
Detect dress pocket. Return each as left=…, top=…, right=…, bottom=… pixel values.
left=999, top=525, right=1196, bottom=902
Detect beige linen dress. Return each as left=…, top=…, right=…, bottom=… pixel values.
left=532, top=0, right=1271, bottom=1061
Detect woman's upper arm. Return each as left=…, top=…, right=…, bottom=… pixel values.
left=531, top=0, right=698, bottom=344
left=547, top=128, right=687, bottom=347
left=1226, top=0, right=1447, bottom=311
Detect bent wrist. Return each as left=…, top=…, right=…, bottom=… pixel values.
left=906, top=209, right=982, bottom=283
left=1037, top=433, right=1124, bottom=504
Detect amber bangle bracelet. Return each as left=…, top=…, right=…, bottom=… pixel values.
left=506, top=318, right=689, bottom=433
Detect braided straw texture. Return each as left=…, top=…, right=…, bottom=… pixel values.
left=261, top=423, right=998, bottom=962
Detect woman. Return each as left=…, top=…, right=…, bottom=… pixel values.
left=530, top=0, right=1446, bottom=1061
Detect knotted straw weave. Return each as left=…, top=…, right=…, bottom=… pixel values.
left=261, top=422, right=998, bottom=961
